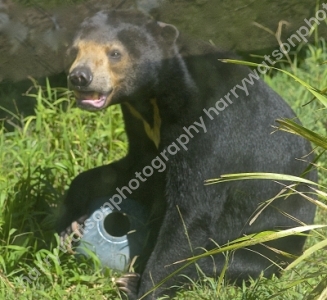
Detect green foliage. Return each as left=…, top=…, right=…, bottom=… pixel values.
left=0, top=80, right=127, bottom=299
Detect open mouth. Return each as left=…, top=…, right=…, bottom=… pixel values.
left=73, top=90, right=111, bottom=110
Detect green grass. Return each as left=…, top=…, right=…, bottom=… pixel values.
left=1, top=40, right=327, bottom=299
left=0, top=81, right=128, bottom=299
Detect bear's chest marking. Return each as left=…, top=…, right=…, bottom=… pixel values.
left=124, top=98, right=161, bottom=148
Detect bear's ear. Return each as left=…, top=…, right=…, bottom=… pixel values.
left=157, top=21, right=179, bottom=44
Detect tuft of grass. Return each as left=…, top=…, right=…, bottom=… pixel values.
left=0, top=79, right=127, bottom=299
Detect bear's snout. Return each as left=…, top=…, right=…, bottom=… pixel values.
left=68, top=66, right=93, bottom=88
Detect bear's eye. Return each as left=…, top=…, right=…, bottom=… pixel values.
left=109, top=50, right=121, bottom=60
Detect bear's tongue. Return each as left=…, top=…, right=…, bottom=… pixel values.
left=74, top=91, right=107, bottom=108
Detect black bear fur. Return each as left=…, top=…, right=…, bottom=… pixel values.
left=58, top=10, right=317, bottom=299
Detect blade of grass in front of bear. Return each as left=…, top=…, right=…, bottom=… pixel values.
left=205, top=173, right=320, bottom=187
left=276, top=118, right=327, bottom=150
left=219, top=59, right=327, bottom=108
left=139, top=225, right=325, bottom=300
left=285, top=238, right=327, bottom=271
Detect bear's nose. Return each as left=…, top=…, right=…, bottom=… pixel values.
left=68, top=66, right=93, bottom=87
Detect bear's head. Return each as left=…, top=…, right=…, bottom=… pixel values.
left=66, top=10, right=179, bottom=111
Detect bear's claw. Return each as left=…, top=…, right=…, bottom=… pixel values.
left=59, top=215, right=88, bottom=253
left=116, top=272, right=140, bottom=299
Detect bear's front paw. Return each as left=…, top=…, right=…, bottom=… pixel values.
left=59, top=215, right=88, bottom=253
left=116, top=272, right=140, bottom=300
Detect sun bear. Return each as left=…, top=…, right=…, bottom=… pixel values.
left=58, top=9, right=317, bottom=300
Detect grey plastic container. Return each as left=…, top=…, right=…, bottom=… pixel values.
left=75, top=197, right=149, bottom=271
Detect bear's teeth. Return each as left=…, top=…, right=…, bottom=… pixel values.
left=74, top=91, right=100, bottom=101
left=88, top=92, right=100, bottom=100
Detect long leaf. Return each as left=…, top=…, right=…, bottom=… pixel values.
left=220, top=59, right=327, bottom=108
left=285, top=238, right=327, bottom=271
left=276, top=118, right=327, bottom=150
left=205, top=172, right=319, bottom=186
